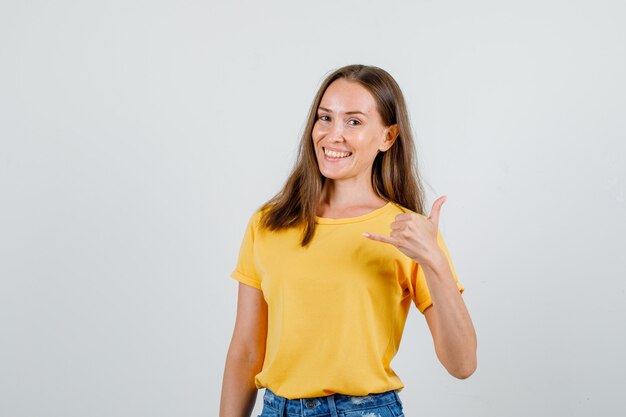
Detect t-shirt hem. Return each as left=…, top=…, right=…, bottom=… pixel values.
left=230, top=270, right=262, bottom=290
left=258, top=381, right=406, bottom=399
left=417, top=281, right=465, bottom=313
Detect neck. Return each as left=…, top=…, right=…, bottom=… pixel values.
left=319, top=178, right=386, bottom=209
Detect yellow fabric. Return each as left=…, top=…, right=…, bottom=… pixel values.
left=230, top=201, right=464, bottom=399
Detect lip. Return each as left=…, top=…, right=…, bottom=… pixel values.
left=322, top=146, right=352, bottom=162
left=323, top=146, right=352, bottom=153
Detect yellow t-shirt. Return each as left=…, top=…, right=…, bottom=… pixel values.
left=230, top=201, right=464, bottom=399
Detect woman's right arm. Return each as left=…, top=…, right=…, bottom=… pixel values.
left=219, top=282, right=268, bottom=417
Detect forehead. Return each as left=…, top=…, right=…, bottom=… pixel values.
left=319, top=78, right=377, bottom=114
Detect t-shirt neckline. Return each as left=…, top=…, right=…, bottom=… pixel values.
left=315, top=201, right=394, bottom=225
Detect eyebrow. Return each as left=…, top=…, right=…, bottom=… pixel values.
left=318, top=106, right=368, bottom=117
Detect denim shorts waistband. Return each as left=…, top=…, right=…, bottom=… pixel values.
left=262, top=387, right=403, bottom=416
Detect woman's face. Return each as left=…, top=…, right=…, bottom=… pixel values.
left=312, top=78, right=397, bottom=183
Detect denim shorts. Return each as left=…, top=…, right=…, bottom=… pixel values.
left=257, top=387, right=405, bottom=417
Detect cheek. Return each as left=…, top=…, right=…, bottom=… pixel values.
left=311, top=125, right=323, bottom=142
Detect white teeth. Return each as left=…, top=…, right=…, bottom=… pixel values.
left=324, top=148, right=351, bottom=158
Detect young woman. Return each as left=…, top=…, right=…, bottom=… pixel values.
left=220, top=64, right=477, bottom=417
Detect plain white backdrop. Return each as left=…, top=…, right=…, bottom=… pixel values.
left=1, top=1, right=625, bottom=416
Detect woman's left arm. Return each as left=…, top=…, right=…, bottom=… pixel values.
left=362, top=195, right=477, bottom=379
left=421, top=251, right=477, bottom=379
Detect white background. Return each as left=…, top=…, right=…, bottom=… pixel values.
left=1, top=1, right=625, bottom=416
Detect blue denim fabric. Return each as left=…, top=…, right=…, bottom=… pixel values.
left=257, top=387, right=405, bottom=417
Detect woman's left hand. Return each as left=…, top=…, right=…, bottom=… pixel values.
left=362, top=195, right=447, bottom=266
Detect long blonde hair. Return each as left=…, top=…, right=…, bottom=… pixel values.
left=258, top=64, right=425, bottom=247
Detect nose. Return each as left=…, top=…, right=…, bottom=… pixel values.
left=325, top=120, right=345, bottom=142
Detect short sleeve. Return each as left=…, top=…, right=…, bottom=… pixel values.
left=230, top=210, right=263, bottom=290
left=409, top=230, right=464, bottom=313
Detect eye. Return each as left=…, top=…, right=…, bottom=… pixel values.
left=348, top=119, right=361, bottom=126
left=318, top=115, right=330, bottom=121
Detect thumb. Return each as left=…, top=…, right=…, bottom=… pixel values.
left=428, top=195, right=447, bottom=227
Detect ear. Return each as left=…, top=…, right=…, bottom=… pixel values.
left=379, top=124, right=399, bottom=152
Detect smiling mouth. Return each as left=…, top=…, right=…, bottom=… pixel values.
left=323, top=147, right=352, bottom=158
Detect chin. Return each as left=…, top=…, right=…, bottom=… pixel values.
left=320, top=172, right=350, bottom=181
left=318, top=166, right=338, bottom=178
